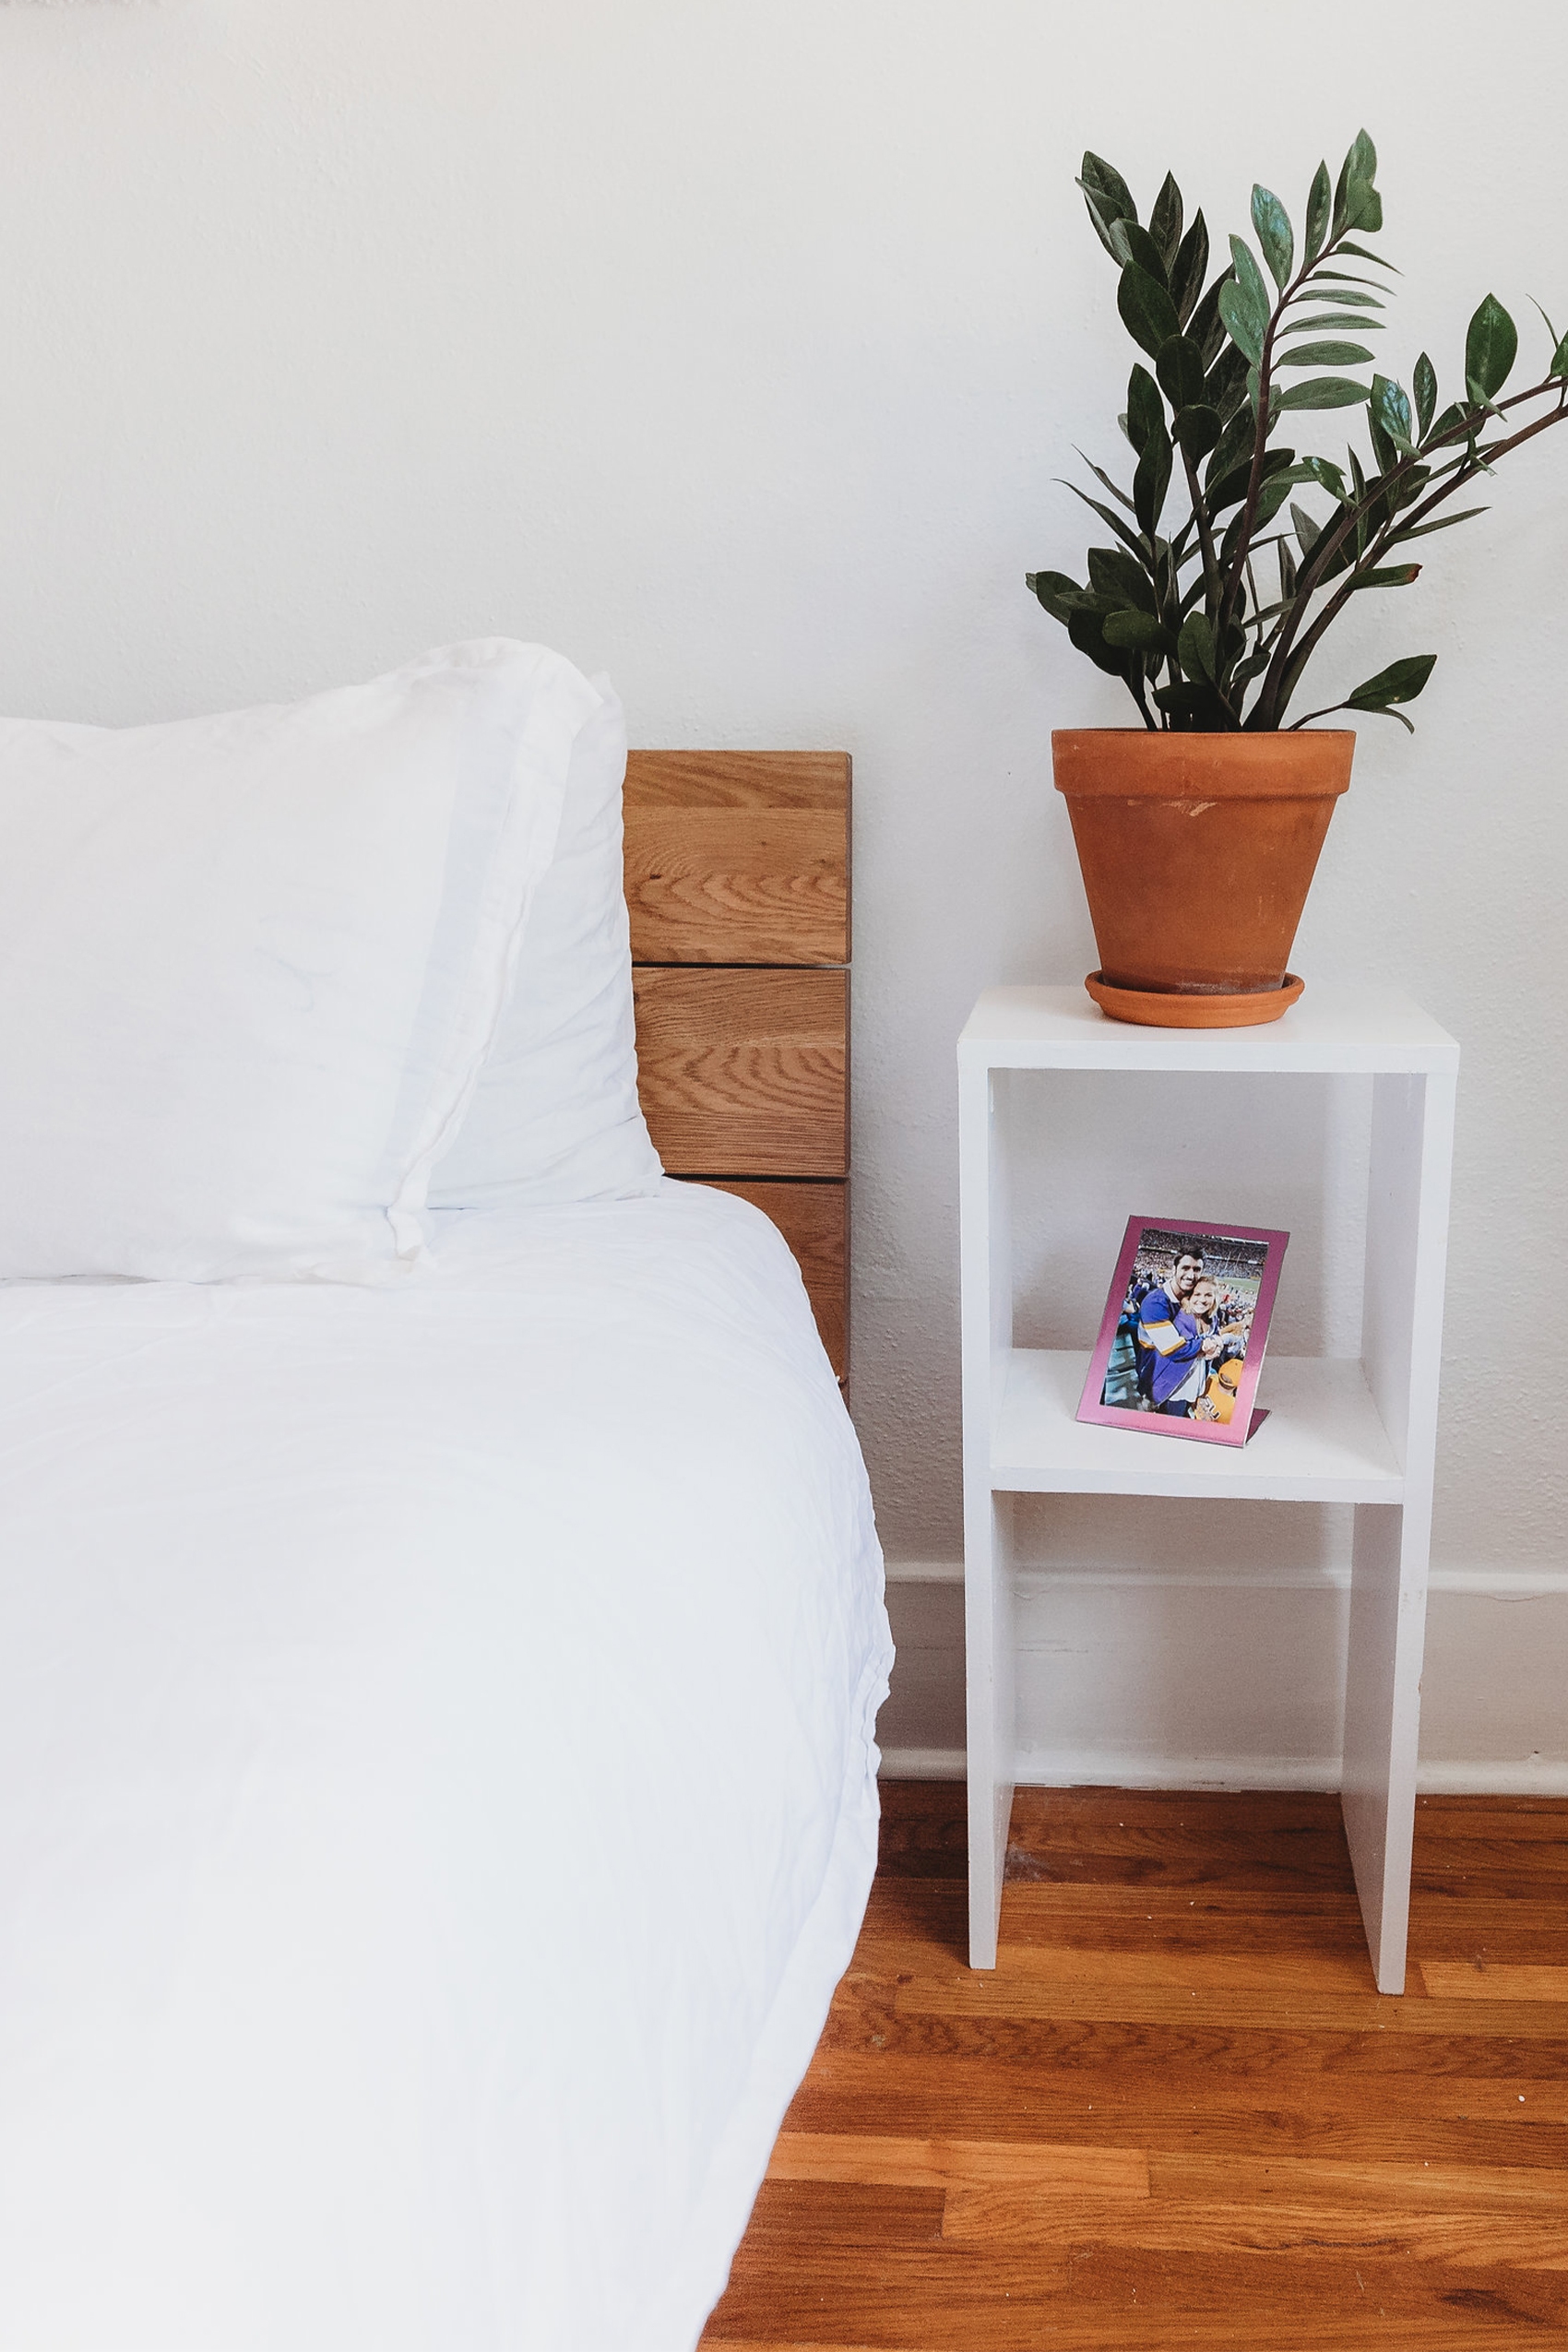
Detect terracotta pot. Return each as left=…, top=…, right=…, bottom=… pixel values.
left=1052, top=729, right=1354, bottom=1021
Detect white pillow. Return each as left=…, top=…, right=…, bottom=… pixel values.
left=0, top=640, right=600, bottom=1283
left=430, top=678, right=663, bottom=1208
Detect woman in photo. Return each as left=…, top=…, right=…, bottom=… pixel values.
left=1189, top=1277, right=1248, bottom=1424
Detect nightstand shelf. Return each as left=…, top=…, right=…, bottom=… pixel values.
left=991, top=1349, right=1403, bottom=1503
left=958, top=985, right=1458, bottom=1993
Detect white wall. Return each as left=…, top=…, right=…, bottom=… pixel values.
left=2, top=0, right=1563, bottom=1783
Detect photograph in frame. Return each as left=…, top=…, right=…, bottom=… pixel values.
left=1075, top=1217, right=1289, bottom=1447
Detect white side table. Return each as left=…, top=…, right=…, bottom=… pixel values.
left=958, top=985, right=1458, bottom=1991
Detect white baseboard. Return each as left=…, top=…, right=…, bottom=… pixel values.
left=877, top=1748, right=1568, bottom=1795
left=877, top=1745, right=966, bottom=1780
left=883, top=1559, right=1568, bottom=1599
left=879, top=1560, right=1568, bottom=1797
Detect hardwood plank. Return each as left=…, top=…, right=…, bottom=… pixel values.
left=706, top=2244, right=1568, bottom=2346
left=942, top=2187, right=1568, bottom=2264
left=766, top=2131, right=1149, bottom=2196
left=786, top=2052, right=1568, bottom=2157
left=817, top=1986, right=1568, bottom=2083
left=895, top=1971, right=1568, bottom=2039
left=624, top=809, right=848, bottom=965
left=1148, top=2149, right=1568, bottom=2210
left=1420, top=1963, right=1568, bottom=2003
left=692, top=1179, right=846, bottom=1377
left=742, top=2180, right=944, bottom=2249
left=633, top=967, right=847, bottom=1176
left=626, top=749, right=849, bottom=812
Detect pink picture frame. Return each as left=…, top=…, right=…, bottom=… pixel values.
left=1075, top=1216, right=1289, bottom=1447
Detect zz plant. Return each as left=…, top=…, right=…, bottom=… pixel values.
left=1028, top=132, right=1568, bottom=731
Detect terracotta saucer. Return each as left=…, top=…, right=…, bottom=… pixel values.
left=1085, top=971, right=1305, bottom=1029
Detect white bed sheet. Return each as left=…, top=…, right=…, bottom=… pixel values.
left=0, top=1182, right=891, bottom=2352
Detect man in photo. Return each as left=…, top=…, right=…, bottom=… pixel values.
left=1133, top=1241, right=1224, bottom=1416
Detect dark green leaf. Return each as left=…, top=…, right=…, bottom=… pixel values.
left=1149, top=172, right=1183, bottom=273
left=1208, top=441, right=1297, bottom=518
left=1290, top=501, right=1321, bottom=560
left=1154, top=679, right=1234, bottom=730
left=1277, top=535, right=1299, bottom=601
left=1426, top=401, right=1468, bottom=443
left=1277, top=340, right=1376, bottom=368
left=1059, top=479, right=1151, bottom=564
left=1118, top=264, right=1181, bottom=359
left=1281, top=314, right=1385, bottom=336
left=1169, top=212, right=1209, bottom=328
left=1367, top=403, right=1398, bottom=475
left=1413, top=353, right=1437, bottom=439
left=1156, top=334, right=1206, bottom=410
left=1101, top=608, right=1170, bottom=651
left=1066, top=604, right=1128, bottom=676
left=1173, top=402, right=1221, bottom=459
left=1108, top=219, right=1170, bottom=286
left=1298, top=286, right=1384, bottom=309
left=1336, top=240, right=1396, bottom=269
left=1552, top=330, right=1568, bottom=377
left=1228, top=235, right=1273, bottom=333
left=1026, top=570, right=1083, bottom=624
left=1347, top=653, right=1436, bottom=710
left=1304, top=161, right=1332, bottom=266
left=1252, top=184, right=1295, bottom=293
left=1218, top=280, right=1264, bottom=364
left=1391, top=505, right=1489, bottom=541
left=1301, top=454, right=1349, bottom=500
left=1371, top=374, right=1417, bottom=454
left=1125, top=363, right=1165, bottom=455
left=1134, top=431, right=1173, bottom=537
left=1077, top=151, right=1136, bottom=258
left=1074, top=449, right=1137, bottom=512
left=1331, top=131, right=1375, bottom=239
left=1252, top=470, right=1298, bottom=529
left=1349, top=564, right=1421, bottom=590
left=1087, top=546, right=1156, bottom=611
left=1204, top=339, right=1251, bottom=422
left=1277, top=375, right=1371, bottom=410
left=1204, top=405, right=1257, bottom=493
left=1188, top=267, right=1235, bottom=368
left=1308, top=271, right=1388, bottom=291
left=1177, top=612, right=1218, bottom=682
left=1466, top=292, right=1518, bottom=402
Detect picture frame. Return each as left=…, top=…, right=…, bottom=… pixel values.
left=1075, top=1216, right=1289, bottom=1448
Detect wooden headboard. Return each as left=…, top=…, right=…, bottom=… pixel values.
left=624, top=752, right=850, bottom=1384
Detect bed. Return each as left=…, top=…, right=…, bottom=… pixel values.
left=0, top=648, right=889, bottom=2351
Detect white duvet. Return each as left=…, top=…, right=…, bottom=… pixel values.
left=0, top=1182, right=890, bottom=2352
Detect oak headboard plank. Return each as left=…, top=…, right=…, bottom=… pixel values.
left=626, top=749, right=851, bottom=1384
left=624, top=751, right=849, bottom=967
left=631, top=968, right=848, bottom=1178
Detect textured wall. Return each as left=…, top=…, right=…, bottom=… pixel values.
left=1, top=0, right=1562, bottom=1769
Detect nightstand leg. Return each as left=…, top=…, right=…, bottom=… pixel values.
left=1343, top=1068, right=1455, bottom=1993
left=965, top=1491, right=1015, bottom=1968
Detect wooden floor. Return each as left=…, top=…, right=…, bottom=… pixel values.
left=701, top=1784, right=1568, bottom=2350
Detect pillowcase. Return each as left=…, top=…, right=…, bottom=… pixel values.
left=430, top=677, right=663, bottom=1208
left=0, top=639, right=600, bottom=1283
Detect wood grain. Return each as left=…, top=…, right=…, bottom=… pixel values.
left=767, top=2131, right=1150, bottom=2195
left=693, top=1179, right=847, bottom=1377
left=633, top=967, right=847, bottom=1177
left=699, top=1786, right=1568, bottom=2351
left=624, top=751, right=849, bottom=966
left=1419, top=1963, right=1568, bottom=2002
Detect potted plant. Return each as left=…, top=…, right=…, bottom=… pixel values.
left=1029, top=131, right=1568, bottom=1026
